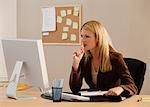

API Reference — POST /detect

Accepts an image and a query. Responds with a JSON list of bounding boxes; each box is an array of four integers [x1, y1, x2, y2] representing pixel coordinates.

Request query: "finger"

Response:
[[73, 54, 76, 58], [74, 50, 83, 57], [105, 91, 111, 96], [105, 91, 116, 96], [73, 52, 77, 56], [80, 48, 84, 53]]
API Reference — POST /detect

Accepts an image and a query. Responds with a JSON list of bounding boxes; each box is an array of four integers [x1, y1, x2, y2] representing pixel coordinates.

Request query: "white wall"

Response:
[[15, 0, 150, 94], [0, 0, 17, 81]]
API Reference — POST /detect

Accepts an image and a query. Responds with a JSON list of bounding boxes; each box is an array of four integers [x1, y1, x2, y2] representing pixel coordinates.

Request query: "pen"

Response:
[[142, 98, 150, 100], [142, 98, 150, 102], [137, 98, 150, 102]]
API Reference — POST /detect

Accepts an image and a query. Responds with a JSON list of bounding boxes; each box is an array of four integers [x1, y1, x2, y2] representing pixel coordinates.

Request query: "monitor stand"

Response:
[[6, 61, 37, 100], [6, 61, 23, 99]]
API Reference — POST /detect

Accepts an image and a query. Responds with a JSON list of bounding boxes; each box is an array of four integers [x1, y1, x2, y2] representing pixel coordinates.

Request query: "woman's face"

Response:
[[81, 29, 97, 51]]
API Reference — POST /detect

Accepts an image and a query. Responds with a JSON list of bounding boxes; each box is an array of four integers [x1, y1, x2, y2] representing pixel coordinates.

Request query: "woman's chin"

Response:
[[84, 48, 89, 51], [83, 47, 87, 51]]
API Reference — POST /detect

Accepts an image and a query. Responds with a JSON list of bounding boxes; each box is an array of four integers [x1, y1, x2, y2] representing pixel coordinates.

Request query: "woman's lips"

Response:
[[83, 44, 87, 47]]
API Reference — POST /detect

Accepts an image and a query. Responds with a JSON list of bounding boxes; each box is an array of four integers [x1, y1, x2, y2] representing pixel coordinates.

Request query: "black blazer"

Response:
[[69, 51, 138, 97]]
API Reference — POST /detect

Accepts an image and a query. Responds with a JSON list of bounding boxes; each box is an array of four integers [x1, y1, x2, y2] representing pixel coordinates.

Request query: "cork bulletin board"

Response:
[[42, 5, 81, 45]]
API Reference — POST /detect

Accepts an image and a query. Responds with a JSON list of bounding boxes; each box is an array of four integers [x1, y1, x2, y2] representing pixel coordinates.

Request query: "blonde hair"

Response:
[[81, 20, 112, 72]]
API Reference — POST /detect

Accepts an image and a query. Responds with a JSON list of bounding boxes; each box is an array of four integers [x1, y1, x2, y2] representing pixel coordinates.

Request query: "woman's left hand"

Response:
[[105, 86, 124, 96]]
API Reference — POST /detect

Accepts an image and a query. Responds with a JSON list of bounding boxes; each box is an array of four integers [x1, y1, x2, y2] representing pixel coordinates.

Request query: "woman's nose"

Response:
[[81, 37, 86, 42], [81, 39, 85, 43]]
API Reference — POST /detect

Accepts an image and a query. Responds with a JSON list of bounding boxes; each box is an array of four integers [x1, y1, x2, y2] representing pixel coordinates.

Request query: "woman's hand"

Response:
[[72, 47, 84, 72], [105, 86, 124, 96]]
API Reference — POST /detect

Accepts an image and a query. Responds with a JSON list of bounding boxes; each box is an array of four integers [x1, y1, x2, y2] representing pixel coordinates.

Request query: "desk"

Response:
[[0, 87, 150, 107]]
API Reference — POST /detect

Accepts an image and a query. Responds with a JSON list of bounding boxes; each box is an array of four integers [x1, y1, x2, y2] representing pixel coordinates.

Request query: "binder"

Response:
[[41, 91, 126, 102]]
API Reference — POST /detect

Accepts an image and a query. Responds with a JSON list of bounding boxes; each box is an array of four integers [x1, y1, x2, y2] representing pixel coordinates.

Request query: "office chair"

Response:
[[123, 58, 146, 94]]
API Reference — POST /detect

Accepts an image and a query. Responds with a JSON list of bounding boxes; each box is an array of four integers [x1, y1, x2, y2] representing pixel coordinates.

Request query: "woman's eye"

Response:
[[85, 35, 90, 38], [81, 35, 90, 38]]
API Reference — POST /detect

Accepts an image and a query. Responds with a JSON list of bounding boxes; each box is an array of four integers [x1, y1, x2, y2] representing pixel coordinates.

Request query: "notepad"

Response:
[[80, 90, 108, 97]]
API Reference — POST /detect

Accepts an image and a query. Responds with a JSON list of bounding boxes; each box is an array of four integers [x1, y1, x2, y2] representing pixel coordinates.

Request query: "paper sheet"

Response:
[[70, 34, 76, 41], [57, 16, 62, 23], [42, 32, 49, 36], [66, 18, 72, 25], [67, 9, 72, 15], [73, 6, 79, 16], [73, 11, 79, 16], [42, 7, 56, 32], [80, 90, 108, 96], [72, 22, 78, 29], [60, 10, 66, 17], [74, 6, 79, 11], [63, 27, 69, 32], [62, 33, 68, 40]]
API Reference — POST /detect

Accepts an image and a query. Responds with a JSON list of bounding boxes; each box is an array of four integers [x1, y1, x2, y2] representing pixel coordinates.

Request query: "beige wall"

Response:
[[0, 0, 17, 37], [16, 0, 150, 94], [0, 0, 17, 81]]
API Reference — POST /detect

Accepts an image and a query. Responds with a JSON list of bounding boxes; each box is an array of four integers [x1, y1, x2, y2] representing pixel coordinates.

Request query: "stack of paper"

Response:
[[80, 90, 108, 96], [62, 92, 90, 101]]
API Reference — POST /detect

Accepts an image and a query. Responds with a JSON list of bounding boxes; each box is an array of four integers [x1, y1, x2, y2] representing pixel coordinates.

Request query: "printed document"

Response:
[[42, 7, 56, 32], [80, 90, 108, 96]]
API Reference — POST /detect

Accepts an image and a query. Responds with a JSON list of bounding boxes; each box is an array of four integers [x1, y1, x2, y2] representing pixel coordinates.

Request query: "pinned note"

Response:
[[62, 33, 68, 40], [63, 27, 69, 32], [67, 9, 72, 15], [60, 10, 66, 17], [73, 11, 79, 16], [66, 18, 72, 25], [73, 6, 79, 16], [74, 6, 79, 11], [72, 22, 78, 29], [70, 34, 77, 41], [57, 16, 62, 23]]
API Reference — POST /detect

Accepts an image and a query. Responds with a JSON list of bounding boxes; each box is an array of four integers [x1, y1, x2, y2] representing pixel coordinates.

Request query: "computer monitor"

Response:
[[1, 39, 49, 98]]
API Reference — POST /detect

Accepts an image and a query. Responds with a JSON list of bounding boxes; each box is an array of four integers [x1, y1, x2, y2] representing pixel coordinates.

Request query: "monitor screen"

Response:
[[1, 39, 49, 89]]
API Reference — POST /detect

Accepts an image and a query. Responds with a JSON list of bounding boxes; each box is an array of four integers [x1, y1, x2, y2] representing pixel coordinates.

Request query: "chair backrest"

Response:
[[123, 58, 146, 94]]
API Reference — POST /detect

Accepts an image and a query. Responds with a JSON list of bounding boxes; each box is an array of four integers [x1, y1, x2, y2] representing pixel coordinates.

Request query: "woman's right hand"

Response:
[[72, 47, 84, 72]]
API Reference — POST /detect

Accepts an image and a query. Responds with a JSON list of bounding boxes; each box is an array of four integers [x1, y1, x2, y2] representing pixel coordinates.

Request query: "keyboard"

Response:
[[42, 89, 90, 101], [41, 90, 125, 102]]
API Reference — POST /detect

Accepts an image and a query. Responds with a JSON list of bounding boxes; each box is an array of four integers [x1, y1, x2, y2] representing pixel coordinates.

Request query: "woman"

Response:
[[69, 20, 137, 97]]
